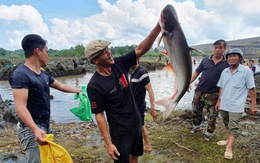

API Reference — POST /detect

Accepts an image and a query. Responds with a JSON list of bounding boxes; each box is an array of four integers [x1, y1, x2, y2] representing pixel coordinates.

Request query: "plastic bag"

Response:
[[39, 134, 73, 163], [70, 86, 92, 121]]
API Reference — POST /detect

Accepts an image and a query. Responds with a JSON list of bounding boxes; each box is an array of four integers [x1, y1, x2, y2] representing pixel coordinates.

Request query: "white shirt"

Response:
[[217, 64, 255, 113]]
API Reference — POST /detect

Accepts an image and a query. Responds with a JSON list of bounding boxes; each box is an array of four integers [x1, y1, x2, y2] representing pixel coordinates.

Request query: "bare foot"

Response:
[[144, 146, 152, 152]]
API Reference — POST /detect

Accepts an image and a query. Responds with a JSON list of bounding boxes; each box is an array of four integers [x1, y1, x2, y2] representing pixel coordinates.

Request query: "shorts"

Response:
[[220, 110, 242, 138], [112, 127, 143, 163], [138, 105, 146, 126], [17, 123, 52, 163]]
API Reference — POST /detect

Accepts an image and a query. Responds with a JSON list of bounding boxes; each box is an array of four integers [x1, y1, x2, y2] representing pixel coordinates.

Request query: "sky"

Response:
[[1, 0, 260, 50]]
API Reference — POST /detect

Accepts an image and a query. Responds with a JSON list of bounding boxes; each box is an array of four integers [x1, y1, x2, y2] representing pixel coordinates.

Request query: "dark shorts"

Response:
[[112, 128, 143, 163], [138, 105, 146, 126]]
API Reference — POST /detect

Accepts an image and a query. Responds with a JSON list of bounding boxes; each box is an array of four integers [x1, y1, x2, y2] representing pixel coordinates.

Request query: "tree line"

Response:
[[0, 44, 163, 60], [0, 44, 205, 60]]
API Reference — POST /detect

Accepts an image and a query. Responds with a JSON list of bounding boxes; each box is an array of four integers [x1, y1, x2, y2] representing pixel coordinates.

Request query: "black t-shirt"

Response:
[[130, 66, 150, 107], [195, 55, 229, 93], [87, 51, 141, 139], [9, 65, 55, 127]]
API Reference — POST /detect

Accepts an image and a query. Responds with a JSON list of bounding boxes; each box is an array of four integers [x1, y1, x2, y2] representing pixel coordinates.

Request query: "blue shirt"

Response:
[[217, 64, 255, 113]]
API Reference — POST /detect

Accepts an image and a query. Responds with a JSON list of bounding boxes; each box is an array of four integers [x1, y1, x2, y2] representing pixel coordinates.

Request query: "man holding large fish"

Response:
[[85, 25, 161, 163], [190, 40, 229, 141]]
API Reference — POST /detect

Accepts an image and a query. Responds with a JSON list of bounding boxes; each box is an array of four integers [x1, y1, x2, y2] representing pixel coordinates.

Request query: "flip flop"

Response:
[[204, 134, 212, 141], [191, 127, 201, 134], [217, 140, 227, 146], [224, 151, 233, 159]]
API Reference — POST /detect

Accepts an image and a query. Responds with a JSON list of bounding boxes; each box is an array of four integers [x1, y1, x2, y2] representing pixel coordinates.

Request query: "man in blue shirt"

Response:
[[216, 48, 257, 159]]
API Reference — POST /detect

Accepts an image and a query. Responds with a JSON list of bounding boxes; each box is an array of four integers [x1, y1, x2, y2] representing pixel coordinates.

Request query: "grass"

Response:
[[139, 110, 260, 163], [1, 110, 260, 163]]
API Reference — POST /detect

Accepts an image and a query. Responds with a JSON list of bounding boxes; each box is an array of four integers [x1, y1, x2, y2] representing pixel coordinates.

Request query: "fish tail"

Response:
[[155, 97, 178, 120]]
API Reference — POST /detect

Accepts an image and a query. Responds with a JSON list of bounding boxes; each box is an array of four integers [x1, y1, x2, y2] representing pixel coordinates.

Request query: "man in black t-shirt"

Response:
[[9, 34, 81, 162], [86, 22, 161, 163], [130, 59, 158, 152]]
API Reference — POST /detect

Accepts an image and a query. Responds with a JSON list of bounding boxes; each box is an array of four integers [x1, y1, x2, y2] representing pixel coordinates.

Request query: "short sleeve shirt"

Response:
[[195, 55, 229, 93], [87, 51, 141, 139], [130, 66, 150, 107], [9, 65, 55, 127], [217, 64, 255, 113]]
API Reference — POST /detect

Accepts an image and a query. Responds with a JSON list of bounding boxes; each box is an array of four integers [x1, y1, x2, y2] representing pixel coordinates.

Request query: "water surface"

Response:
[[1, 64, 259, 123]]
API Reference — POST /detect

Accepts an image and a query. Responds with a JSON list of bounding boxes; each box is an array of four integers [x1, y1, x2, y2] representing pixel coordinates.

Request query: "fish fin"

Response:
[[163, 63, 175, 74], [157, 34, 164, 49], [163, 102, 178, 120], [155, 97, 178, 121], [155, 89, 179, 120], [160, 51, 169, 57], [189, 47, 205, 54], [157, 34, 169, 57]]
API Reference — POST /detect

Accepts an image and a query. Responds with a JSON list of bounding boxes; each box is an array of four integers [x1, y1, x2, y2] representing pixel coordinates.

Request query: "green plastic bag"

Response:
[[70, 86, 92, 121]]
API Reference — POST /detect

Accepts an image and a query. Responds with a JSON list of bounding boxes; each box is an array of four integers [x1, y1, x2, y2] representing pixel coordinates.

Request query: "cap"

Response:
[[225, 48, 243, 59], [85, 40, 111, 61]]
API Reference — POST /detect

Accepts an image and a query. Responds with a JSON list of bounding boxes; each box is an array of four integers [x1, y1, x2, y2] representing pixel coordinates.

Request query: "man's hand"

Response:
[[76, 88, 82, 94], [250, 103, 257, 115], [107, 144, 120, 160], [215, 102, 220, 112], [150, 109, 158, 121], [33, 127, 47, 145]]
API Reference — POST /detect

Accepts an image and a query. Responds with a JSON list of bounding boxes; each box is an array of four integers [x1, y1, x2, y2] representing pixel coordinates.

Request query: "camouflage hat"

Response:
[[85, 40, 111, 61], [225, 48, 243, 59]]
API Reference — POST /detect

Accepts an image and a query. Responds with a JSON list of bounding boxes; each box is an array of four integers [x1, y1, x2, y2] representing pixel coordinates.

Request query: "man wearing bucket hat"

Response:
[[215, 48, 257, 159], [86, 22, 161, 163]]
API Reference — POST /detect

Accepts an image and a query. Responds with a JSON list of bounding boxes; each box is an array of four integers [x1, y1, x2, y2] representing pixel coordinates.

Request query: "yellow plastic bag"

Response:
[[39, 134, 73, 163]]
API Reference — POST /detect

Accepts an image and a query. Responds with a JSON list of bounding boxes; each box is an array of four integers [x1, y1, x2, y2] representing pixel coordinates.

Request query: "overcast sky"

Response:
[[1, 0, 260, 50]]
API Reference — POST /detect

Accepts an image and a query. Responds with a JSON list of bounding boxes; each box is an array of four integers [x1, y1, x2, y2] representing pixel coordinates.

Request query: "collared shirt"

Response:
[[195, 55, 229, 93], [217, 64, 255, 113]]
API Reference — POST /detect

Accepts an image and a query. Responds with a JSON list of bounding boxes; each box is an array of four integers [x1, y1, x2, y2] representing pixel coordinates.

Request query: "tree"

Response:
[[0, 48, 7, 56], [74, 45, 84, 57]]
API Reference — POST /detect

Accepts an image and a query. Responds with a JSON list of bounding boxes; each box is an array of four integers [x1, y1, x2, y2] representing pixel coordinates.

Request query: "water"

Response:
[[1, 64, 259, 123]]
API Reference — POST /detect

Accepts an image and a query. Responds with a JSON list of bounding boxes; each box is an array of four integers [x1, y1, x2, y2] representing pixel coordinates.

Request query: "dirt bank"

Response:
[[1, 110, 260, 163]]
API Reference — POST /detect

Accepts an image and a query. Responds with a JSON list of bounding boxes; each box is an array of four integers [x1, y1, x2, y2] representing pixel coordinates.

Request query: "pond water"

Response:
[[1, 64, 259, 123]]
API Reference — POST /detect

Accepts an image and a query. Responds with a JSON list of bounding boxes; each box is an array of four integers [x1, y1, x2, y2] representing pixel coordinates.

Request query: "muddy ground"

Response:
[[0, 110, 260, 163]]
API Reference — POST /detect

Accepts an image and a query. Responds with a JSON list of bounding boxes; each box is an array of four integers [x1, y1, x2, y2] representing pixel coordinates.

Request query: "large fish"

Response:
[[155, 4, 193, 120]]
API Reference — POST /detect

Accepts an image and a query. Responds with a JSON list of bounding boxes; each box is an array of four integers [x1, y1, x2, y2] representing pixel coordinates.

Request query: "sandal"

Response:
[[224, 151, 233, 159], [217, 140, 227, 146], [204, 134, 212, 141], [190, 127, 201, 134]]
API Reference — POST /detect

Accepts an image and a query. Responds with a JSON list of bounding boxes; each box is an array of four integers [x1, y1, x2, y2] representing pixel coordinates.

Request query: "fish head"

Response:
[[160, 4, 179, 34]]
